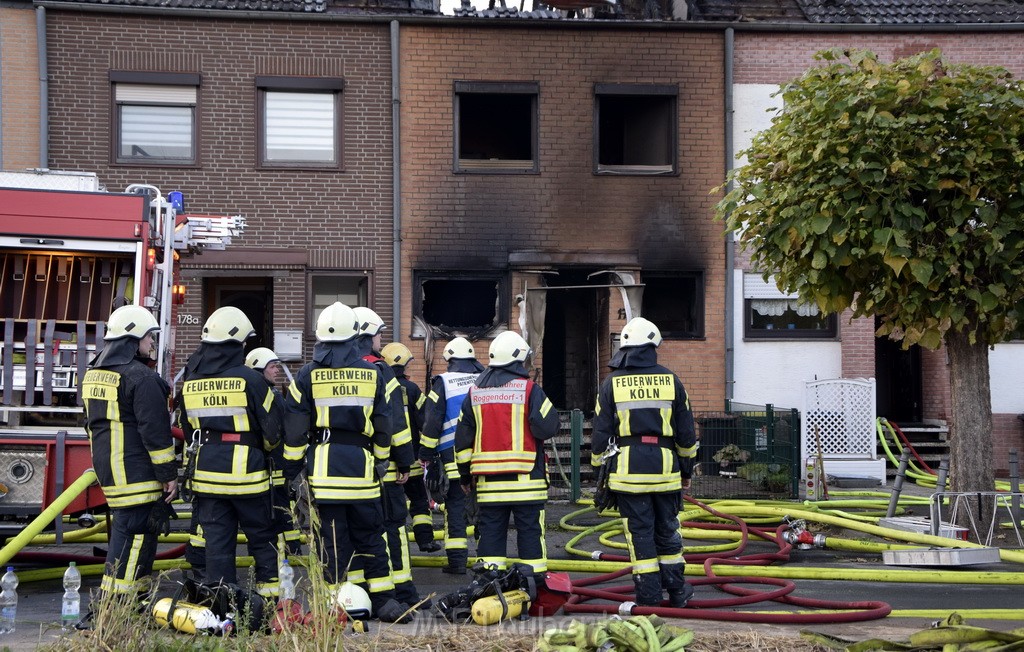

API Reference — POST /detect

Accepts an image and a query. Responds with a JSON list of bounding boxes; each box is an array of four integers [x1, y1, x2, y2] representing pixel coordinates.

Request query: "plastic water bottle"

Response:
[[279, 558, 295, 601], [0, 566, 18, 635], [62, 562, 81, 631]]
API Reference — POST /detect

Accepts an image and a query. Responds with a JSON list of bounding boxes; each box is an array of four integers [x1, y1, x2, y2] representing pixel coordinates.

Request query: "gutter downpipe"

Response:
[[37, 7, 49, 169], [391, 21, 402, 336], [0, 11, 4, 169], [724, 27, 735, 402]]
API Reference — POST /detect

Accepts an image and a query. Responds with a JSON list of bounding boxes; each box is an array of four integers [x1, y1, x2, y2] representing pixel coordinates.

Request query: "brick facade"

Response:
[[398, 24, 727, 412], [43, 12, 395, 360], [0, 4, 41, 171]]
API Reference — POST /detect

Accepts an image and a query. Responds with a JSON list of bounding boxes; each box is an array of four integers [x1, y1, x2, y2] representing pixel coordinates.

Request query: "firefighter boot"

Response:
[[375, 598, 414, 624], [662, 565, 692, 608], [633, 573, 663, 607], [441, 552, 467, 575]]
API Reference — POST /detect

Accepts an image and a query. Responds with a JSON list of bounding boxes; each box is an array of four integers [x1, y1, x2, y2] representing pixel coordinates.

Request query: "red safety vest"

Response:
[[469, 378, 538, 475]]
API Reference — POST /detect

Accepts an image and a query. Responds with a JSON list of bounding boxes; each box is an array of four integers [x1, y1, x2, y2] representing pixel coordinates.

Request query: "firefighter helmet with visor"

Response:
[[316, 302, 359, 342], [488, 331, 530, 367], [201, 307, 255, 344], [245, 347, 280, 371], [619, 317, 662, 348], [442, 337, 475, 361], [104, 305, 159, 341], [381, 342, 413, 367], [354, 307, 386, 337]]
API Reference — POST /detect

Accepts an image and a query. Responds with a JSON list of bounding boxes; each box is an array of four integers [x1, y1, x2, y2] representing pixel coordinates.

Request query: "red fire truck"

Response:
[[0, 170, 243, 529]]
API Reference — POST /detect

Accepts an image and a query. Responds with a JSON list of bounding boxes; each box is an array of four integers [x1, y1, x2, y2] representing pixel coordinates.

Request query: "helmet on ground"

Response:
[[619, 317, 662, 348], [381, 342, 413, 367], [354, 307, 386, 337], [335, 581, 372, 619], [488, 331, 530, 367], [443, 337, 475, 361], [245, 347, 279, 371], [201, 307, 255, 344], [316, 302, 359, 342], [104, 305, 159, 340]]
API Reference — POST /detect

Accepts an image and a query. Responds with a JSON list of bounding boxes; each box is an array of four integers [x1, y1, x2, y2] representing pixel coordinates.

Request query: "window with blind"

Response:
[[256, 77, 344, 168], [743, 273, 837, 339], [111, 72, 199, 165]]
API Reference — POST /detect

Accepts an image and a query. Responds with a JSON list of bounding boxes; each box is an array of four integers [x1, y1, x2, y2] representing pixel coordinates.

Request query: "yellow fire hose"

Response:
[[0, 469, 98, 567]]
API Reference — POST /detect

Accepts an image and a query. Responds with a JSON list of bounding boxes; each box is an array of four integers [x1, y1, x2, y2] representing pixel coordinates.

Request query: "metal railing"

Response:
[[547, 404, 801, 502]]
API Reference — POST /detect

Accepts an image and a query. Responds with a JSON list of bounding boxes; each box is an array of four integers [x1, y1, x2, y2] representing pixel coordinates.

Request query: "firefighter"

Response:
[[454, 331, 559, 580], [282, 302, 410, 623], [81, 305, 177, 599], [591, 317, 699, 608], [245, 347, 303, 558], [177, 307, 283, 599], [419, 336, 484, 574], [352, 307, 422, 609], [381, 341, 440, 553]]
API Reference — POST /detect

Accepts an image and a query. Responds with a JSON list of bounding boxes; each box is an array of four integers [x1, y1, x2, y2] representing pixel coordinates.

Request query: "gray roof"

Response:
[[689, 0, 1024, 22], [44, 0, 327, 11]]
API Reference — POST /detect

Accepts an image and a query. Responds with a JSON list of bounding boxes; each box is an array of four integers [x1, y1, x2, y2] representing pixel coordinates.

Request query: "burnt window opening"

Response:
[[642, 272, 703, 339], [455, 81, 538, 173], [414, 272, 508, 335], [595, 84, 677, 175]]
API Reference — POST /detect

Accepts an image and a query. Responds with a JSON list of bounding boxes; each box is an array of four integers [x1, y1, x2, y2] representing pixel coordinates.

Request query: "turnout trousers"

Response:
[[616, 491, 687, 605], [403, 475, 434, 549], [316, 501, 397, 611], [475, 502, 547, 575], [101, 503, 159, 595], [194, 492, 280, 597]]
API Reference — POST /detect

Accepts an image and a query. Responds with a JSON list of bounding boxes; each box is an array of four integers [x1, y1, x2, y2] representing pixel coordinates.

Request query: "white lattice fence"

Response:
[[802, 378, 886, 484]]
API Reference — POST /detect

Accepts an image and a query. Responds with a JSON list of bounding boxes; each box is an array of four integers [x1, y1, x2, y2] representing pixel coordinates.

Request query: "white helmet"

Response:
[[353, 307, 386, 336], [335, 581, 372, 619], [620, 317, 662, 348], [443, 337, 475, 361], [316, 302, 359, 342], [201, 306, 255, 344], [104, 305, 159, 341], [245, 347, 279, 371], [381, 342, 413, 367], [488, 331, 530, 367]]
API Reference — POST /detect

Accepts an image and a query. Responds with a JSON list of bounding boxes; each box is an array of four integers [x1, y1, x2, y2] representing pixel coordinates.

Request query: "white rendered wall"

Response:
[[731, 84, 843, 410], [990, 343, 1024, 414]]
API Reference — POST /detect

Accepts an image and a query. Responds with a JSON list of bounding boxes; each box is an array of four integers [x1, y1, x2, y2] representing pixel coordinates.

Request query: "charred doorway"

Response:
[[205, 277, 273, 352], [540, 270, 607, 413], [875, 316, 922, 423]]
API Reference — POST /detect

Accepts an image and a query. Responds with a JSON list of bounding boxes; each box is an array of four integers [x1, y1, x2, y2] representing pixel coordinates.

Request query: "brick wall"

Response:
[[398, 25, 727, 412], [0, 6, 41, 170], [43, 12, 395, 358]]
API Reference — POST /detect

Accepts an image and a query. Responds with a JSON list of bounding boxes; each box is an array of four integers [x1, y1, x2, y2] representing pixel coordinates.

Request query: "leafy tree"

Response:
[[717, 48, 1024, 514]]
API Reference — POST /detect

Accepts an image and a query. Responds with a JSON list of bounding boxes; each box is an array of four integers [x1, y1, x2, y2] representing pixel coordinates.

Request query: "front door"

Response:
[[875, 317, 922, 423], [204, 277, 273, 352], [541, 269, 603, 412]]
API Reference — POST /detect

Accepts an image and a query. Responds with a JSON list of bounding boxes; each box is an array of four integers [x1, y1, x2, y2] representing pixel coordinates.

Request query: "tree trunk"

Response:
[[944, 329, 995, 539]]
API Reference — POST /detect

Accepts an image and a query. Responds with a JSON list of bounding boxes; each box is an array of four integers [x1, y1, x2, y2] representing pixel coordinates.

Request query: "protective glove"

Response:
[[147, 495, 178, 536], [423, 454, 448, 493]]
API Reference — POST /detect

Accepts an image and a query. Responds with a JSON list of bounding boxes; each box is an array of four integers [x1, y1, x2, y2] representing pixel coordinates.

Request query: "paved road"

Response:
[[2, 495, 1022, 651]]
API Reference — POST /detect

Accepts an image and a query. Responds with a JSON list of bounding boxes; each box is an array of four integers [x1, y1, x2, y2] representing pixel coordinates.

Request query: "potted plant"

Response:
[[712, 444, 750, 476]]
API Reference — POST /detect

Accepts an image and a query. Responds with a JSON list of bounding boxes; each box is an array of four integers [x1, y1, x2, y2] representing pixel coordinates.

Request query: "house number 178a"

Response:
[[177, 314, 200, 325]]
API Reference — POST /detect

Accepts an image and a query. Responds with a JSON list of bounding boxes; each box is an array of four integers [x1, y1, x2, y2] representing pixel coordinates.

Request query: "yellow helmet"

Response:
[[381, 342, 413, 367], [488, 331, 530, 367], [104, 305, 159, 340], [316, 302, 359, 342], [201, 306, 255, 344], [442, 337, 475, 361], [620, 317, 662, 348], [245, 347, 279, 371], [353, 306, 386, 336]]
